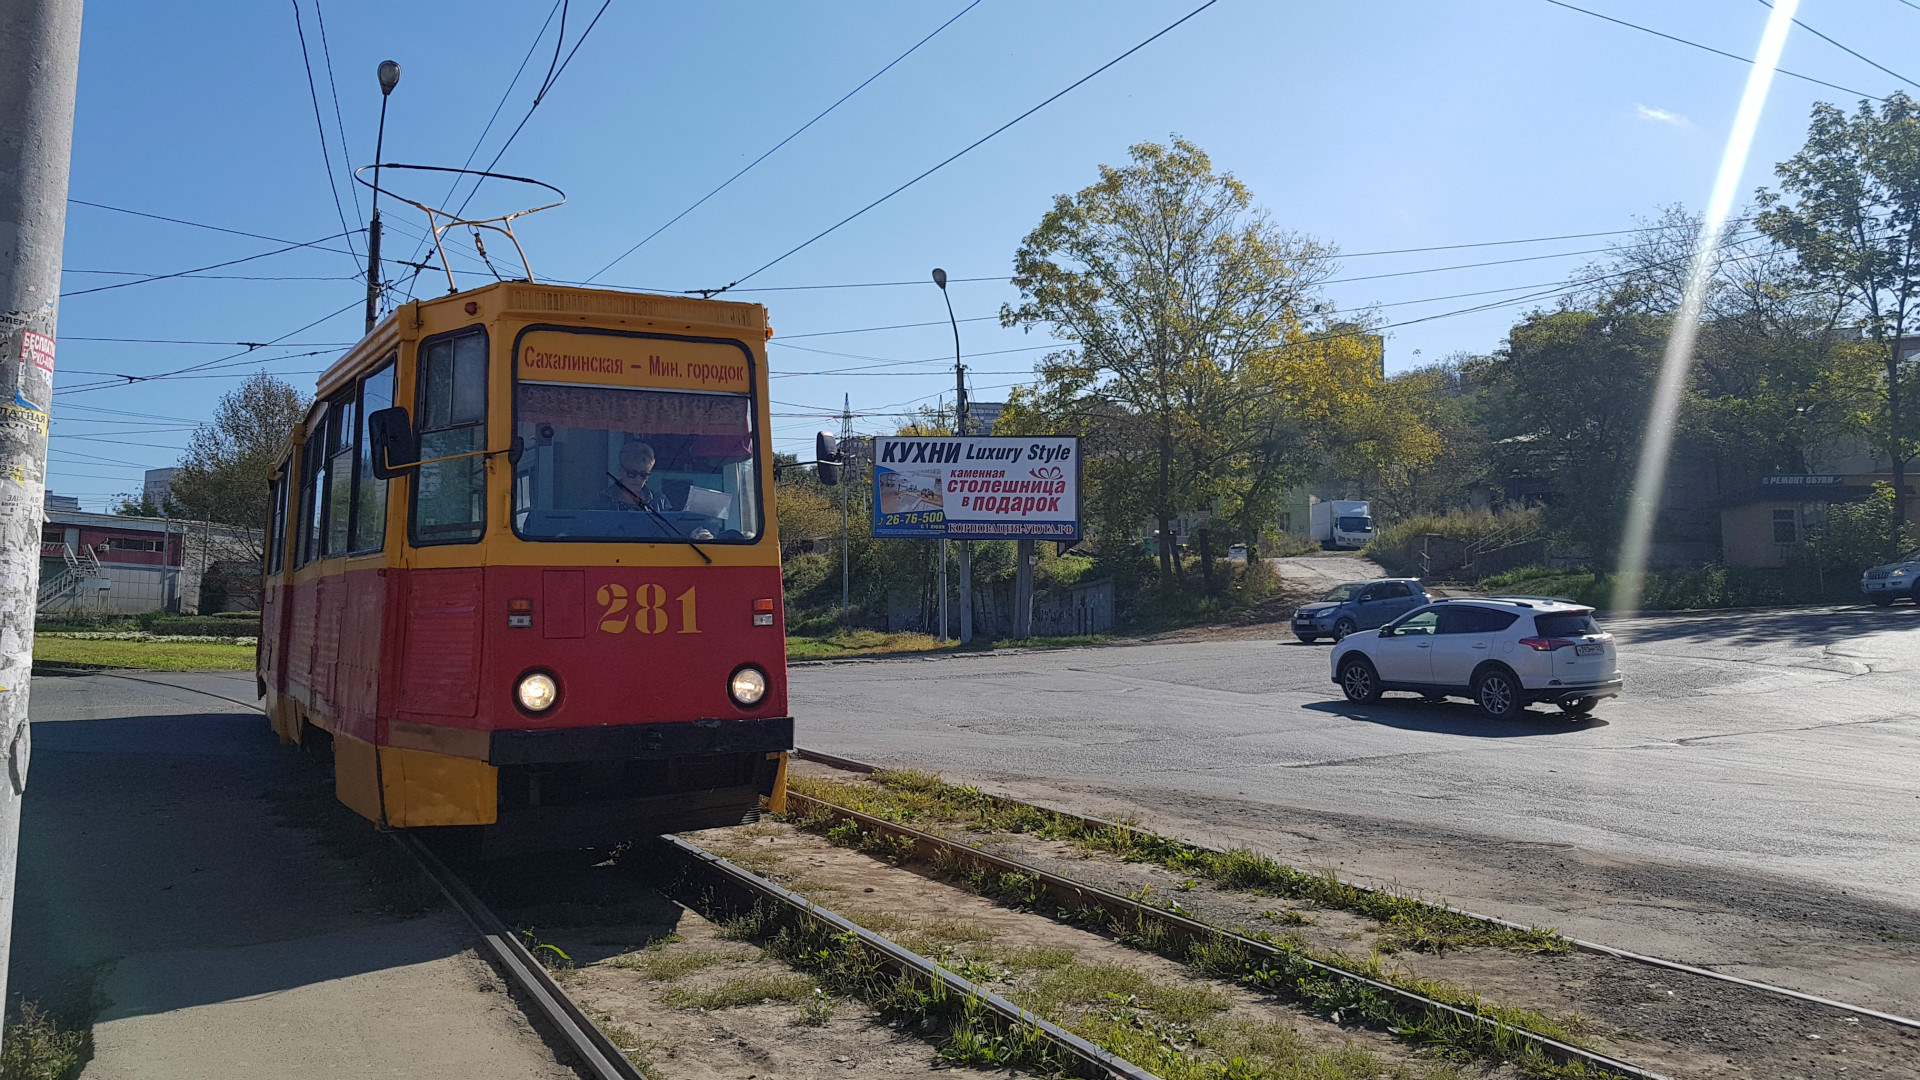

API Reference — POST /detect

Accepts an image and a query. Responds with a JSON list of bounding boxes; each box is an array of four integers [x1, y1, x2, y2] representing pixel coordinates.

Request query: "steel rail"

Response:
[[784, 790, 1662, 1080], [393, 833, 648, 1080], [661, 833, 1161, 1080], [794, 746, 1920, 1033]]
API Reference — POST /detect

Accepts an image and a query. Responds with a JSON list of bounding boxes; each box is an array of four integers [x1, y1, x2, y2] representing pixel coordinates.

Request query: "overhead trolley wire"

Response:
[[701, 0, 1225, 296], [1539, 0, 1883, 101], [1753, 0, 1920, 92], [58, 228, 364, 298], [398, 0, 565, 274], [66, 198, 362, 258], [586, 0, 984, 283], [55, 298, 361, 395], [289, 0, 363, 270], [312, 0, 366, 225]]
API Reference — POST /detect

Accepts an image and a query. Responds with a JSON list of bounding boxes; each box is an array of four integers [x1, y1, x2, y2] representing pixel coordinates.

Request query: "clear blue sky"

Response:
[[46, 0, 1914, 509]]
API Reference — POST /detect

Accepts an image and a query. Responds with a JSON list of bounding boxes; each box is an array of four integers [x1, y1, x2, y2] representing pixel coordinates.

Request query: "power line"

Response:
[[704, 0, 1224, 295], [63, 270, 358, 283], [1753, 0, 1920, 92], [312, 0, 366, 225], [398, 0, 565, 280], [60, 336, 357, 347], [66, 198, 362, 259], [586, 0, 984, 283], [1539, 0, 1883, 102], [289, 0, 363, 270], [58, 228, 363, 298], [55, 299, 359, 395]]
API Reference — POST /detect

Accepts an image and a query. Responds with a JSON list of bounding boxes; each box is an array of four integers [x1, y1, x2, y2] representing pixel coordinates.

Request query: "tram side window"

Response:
[[351, 359, 395, 552], [412, 328, 488, 544], [298, 423, 325, 566], [267, 463, 288, 575], [322, 388, 357, 556]]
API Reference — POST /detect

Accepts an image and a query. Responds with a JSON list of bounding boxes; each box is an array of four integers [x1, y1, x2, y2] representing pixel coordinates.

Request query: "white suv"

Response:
[[1328, 597, 1622, 720]]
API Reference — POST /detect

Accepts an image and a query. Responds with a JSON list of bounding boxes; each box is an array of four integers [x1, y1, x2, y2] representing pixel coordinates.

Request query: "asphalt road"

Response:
[[791, 601, 1920, 1011]]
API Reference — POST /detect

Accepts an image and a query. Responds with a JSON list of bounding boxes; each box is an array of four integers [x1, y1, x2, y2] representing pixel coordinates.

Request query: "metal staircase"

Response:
[[37, 542, 102, 612]]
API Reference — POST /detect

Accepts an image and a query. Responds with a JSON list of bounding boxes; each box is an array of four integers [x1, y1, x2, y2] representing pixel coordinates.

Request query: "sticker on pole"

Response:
[[871, 436, 1081, 541], [19, 331, 54, 375]]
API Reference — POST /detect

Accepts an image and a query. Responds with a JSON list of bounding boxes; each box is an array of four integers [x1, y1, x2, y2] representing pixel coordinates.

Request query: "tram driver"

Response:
[[601, 440, 668, 512]]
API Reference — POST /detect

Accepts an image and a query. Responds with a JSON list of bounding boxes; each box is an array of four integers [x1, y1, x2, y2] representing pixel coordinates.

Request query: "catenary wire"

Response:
[[289, 0, 363, 270], [58, 229, 363, 298], [1754, 0, 1920, 91], [312, 0, 366, 226], [397, 0, 564, 279], [1539, 0, 1882, 101], [704, 0, 1224, 296], [65, 198, 363, 258], [586, 0, 984, 283]]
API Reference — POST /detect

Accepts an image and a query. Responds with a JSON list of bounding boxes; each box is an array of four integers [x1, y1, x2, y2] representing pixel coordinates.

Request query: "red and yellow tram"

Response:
[[258, 281, 790, 853]]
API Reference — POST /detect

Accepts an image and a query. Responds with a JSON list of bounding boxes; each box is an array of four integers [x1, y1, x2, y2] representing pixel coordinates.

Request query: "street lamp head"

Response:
[[378, 60, 401, 96], [932, 267, 948, 290]]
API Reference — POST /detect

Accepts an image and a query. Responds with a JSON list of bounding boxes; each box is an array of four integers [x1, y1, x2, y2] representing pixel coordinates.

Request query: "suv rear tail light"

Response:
[[1520, 637, 1578, 652]]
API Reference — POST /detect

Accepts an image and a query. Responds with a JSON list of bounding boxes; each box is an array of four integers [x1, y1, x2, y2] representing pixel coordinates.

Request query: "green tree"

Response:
[[1480, 307, 1664, 574], [1818, 481, 1915, 575], [999, 137, 1338, 587], [1758, 92, 1920, 535], [169, 373, 311, 547]]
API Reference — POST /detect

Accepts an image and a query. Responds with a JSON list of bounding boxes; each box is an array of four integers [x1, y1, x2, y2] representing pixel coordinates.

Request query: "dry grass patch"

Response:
[[661, 972, 819, 1010]]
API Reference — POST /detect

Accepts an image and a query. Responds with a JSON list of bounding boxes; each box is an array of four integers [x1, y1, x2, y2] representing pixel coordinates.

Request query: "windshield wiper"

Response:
[[607, 471, 713, 565]]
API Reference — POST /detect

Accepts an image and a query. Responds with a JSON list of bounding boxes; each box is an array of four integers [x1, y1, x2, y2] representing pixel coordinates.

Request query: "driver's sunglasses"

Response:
[[623, 467, 651, 480]]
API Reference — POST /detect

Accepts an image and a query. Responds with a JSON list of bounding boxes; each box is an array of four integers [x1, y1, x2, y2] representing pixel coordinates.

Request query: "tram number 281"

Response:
[[598, 583, 700, 635]]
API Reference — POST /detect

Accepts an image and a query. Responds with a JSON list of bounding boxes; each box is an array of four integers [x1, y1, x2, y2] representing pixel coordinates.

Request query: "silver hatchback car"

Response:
[[1328, 596, 1623, 720]]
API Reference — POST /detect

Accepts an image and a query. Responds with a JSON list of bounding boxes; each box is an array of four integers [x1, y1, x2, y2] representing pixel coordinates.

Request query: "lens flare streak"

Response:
[[1613, 0, 1800, 613]]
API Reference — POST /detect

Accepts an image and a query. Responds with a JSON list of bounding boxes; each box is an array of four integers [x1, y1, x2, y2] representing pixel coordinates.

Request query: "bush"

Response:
[[144, 615, 259, 637], [1363, 507, 1542, 577], [1477, 563, 1831, 610], [1818, 481, 1916, 577]]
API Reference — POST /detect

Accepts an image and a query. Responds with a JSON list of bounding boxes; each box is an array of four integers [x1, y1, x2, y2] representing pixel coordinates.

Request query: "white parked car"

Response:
[[1860, 550, 1920, 606], [1328, 597, 1622, 720]]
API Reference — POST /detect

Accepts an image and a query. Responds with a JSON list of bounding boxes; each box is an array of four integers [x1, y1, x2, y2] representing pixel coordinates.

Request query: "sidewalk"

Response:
[[11, 671, 573, 1079]]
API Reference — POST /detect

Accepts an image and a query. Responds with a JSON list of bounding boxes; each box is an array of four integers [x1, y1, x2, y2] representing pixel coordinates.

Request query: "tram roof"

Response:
[[312, 281, 770, 399]]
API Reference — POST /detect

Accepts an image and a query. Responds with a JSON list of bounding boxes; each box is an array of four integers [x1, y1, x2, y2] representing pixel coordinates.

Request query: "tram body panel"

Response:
[[259, 283, 792, 851]]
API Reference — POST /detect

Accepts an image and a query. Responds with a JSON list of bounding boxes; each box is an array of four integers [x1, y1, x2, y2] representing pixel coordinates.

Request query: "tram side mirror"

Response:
[[508, 435, 526, 466], [368, 407, 418, 479], [815, 431, 842, 487]]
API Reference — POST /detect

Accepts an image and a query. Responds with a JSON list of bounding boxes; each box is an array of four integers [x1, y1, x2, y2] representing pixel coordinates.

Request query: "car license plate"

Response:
[[1575, 644, 1602, 656]]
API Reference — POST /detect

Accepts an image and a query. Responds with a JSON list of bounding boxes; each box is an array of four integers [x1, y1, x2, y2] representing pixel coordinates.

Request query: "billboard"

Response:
[[871, 436, 1081, 541]]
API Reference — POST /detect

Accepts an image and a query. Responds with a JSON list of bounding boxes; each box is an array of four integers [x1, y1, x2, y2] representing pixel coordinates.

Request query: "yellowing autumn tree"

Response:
[[999, 138, 1433, 586]]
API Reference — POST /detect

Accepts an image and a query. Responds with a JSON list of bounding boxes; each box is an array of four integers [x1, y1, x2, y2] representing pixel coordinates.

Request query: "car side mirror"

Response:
[[1378, 627, 1393, 637], [368, 406, 418, 479]]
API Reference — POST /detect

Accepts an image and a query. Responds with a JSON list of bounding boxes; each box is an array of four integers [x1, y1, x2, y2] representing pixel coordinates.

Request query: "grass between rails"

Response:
[[777, 809, 1618, 1080], [790, 769, 1568, 956], [32, 635, 254, 671]]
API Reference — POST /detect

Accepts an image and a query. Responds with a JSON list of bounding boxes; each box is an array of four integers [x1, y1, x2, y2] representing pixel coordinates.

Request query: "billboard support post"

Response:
[[1013, 539, 1034, 638]]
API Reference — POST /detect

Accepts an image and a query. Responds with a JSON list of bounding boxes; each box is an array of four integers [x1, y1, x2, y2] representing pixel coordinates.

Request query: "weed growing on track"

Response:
[[662, 973, 818, 1010], [789, 770, 1567, 955], [605, 943, 754, 980], [1, 1003, 89, 1080], [785, 804, 1621, 1080]]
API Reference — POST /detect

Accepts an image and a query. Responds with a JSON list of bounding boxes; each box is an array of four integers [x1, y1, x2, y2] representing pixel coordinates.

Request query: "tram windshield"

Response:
[[511, 382, 760, 542]]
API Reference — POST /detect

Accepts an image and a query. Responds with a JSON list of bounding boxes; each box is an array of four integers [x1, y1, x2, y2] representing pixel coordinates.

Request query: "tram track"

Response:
[[778, 787, 1660, 1080], [395, 824, 1158, 1080], [793, 746, 1920, 1034]]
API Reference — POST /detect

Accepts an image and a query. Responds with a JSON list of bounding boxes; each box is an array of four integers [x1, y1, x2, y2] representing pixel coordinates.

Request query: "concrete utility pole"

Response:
[[933, 269, 972, 644], [0, 0, 83, 1046], [840, 394, 851, 628]]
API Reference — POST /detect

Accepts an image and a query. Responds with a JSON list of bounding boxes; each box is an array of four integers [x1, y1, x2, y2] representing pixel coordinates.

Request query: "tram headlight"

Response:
[[728, 666, 768, 708], [516, 671, 559, 713]]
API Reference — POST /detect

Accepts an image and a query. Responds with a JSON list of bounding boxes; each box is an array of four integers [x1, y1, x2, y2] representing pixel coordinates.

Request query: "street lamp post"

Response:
[[365, 59, 401, 334], [934, 269, 972, 644]]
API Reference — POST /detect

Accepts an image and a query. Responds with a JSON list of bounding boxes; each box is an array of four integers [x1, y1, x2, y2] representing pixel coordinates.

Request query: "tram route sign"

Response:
[[871, 435, 1080, 541]]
